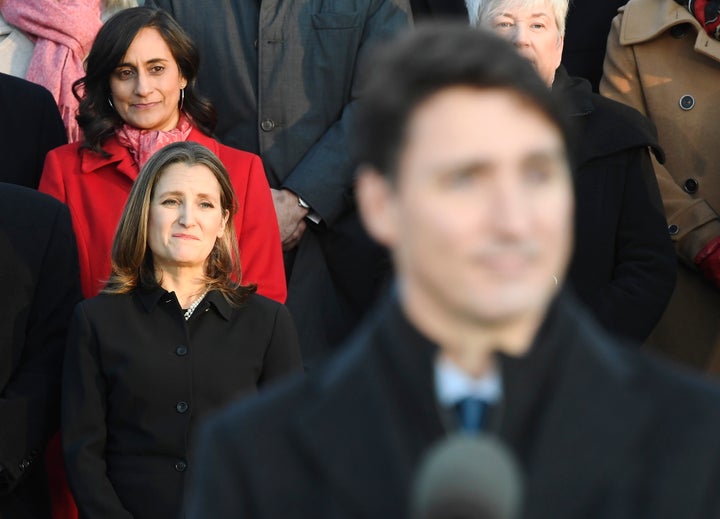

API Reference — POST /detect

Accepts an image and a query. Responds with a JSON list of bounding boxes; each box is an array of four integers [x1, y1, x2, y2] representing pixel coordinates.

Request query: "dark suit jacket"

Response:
[[0, 183, 81, 518], [0, 73, 66, 188], [187, 290, 720, 518], [62, 288, 302, 519]]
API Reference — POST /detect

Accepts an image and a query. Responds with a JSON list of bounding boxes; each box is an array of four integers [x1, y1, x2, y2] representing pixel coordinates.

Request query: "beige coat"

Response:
[[601, 0, 720, 373]]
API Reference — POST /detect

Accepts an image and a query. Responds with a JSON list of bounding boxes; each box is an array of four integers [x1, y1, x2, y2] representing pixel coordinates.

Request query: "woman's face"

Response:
[[147, 162, 229, 274], [109, 27, 187, 131]]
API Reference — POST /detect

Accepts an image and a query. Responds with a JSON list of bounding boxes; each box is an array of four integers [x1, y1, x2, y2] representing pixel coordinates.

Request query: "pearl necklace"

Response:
[[184, 290, 208, 321]]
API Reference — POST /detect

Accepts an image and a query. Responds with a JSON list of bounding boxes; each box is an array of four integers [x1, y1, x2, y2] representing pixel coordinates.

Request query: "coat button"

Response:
[[670, 23, 691, 38], [175, 345, 188, 356], [668, 224, 679, 235], [176, 401, 189, 413], [261, 119, 276, 132], [679, 95, 695, 111], [683, 178, 699, 194], [174, 460, 187, 472]]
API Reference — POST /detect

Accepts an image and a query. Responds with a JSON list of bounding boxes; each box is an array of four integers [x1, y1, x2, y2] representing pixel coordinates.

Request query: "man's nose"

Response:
[[491, 181, 531, 236]]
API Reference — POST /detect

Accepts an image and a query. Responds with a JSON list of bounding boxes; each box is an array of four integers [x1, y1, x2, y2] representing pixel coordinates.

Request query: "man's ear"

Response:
[[355, 166, 399, 248]]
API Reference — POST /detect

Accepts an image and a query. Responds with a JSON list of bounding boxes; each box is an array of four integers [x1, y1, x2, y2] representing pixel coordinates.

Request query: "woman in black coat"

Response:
[[61, 142, 302, 519]]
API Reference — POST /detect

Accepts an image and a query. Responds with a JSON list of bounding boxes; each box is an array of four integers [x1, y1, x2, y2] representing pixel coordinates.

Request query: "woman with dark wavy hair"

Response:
[[61, 141, 302, 519], [39, 6, 286, 304]]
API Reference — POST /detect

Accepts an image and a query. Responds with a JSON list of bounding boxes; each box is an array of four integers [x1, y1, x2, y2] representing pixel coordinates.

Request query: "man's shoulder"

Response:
[[568, 296, 720, 432], [0, 72, 56, 107]]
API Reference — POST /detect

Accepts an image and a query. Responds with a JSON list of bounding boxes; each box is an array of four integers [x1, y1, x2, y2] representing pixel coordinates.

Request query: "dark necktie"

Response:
[[455, 397, 488, 433]]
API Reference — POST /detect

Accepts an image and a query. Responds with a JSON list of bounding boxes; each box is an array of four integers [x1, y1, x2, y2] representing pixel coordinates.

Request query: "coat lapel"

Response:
[[290, 300, 446, 517]]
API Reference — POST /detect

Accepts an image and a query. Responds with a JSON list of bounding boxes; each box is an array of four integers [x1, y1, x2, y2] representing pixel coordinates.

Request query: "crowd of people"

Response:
[[2, 0, 720, 518]]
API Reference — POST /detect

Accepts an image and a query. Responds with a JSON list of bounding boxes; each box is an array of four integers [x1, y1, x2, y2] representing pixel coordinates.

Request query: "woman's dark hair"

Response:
[[73, 6, 216, 154], [104, 141, 256, 306]]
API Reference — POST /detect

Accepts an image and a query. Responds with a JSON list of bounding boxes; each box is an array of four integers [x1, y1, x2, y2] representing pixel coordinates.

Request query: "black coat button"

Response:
[[174, 460, 187, 472], [176, 401, 189, 413], [679, 95, 695, 111], [260, 119, 275, 132], [670, 23, 691, 38], [175, 345, 188, 356], [668, 224, 679, 235], [683, 178, 699, 194]]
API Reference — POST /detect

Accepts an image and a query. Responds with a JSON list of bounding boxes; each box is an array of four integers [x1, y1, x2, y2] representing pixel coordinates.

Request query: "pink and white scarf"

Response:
[[1, 0, 103, 142]]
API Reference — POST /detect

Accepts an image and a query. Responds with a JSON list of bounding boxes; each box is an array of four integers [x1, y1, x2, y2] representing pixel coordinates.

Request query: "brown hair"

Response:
[[103, 141, 256, 305]]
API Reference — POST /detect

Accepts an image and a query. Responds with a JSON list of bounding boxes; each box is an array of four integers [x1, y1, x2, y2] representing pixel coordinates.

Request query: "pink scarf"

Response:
[[115, 114, 193, 170], [1, 0, 103, 143]]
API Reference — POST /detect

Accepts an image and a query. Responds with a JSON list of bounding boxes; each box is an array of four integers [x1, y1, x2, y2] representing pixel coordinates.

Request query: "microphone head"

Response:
[[410, 434, 523, 519]]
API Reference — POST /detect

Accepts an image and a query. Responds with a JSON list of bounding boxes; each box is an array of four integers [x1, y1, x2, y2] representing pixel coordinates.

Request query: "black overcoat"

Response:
[[61, 288, 303, 519], [186, 291, 720, 518], [555, 66, 676, 342], [0, 183, 81, 518]]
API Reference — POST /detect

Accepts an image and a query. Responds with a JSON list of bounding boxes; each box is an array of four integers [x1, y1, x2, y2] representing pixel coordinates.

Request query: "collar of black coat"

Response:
[[288, 287, 655, 516], [552, 65, 665, 166], [135, 283, 232, 321]]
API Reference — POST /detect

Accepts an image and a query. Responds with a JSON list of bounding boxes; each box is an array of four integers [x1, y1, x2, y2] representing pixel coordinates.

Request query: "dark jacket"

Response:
[[0, 183, 81, 518], [562, 0, 629, 91], [554, 66, 676, 342], [186, 291, 720, 518], [410, 0, 468, 20], [0, 73, 66, 188], [62, 288, 302, 519]]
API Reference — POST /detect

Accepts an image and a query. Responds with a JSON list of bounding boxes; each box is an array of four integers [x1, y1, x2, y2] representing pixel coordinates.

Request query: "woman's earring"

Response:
[[108, 96, 115, 109], [179, 88, 185, 110]]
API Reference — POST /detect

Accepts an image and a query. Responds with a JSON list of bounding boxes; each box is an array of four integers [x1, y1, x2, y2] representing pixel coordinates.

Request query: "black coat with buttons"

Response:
[[0, 183, 81, 518], [61, 287, 302, 519], [554, 66, 677, 343]]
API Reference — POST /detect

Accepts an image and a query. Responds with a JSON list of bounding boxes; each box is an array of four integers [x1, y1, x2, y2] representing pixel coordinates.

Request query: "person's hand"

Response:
[[271, 188, 309, 251], [695, 235, 720, 289]]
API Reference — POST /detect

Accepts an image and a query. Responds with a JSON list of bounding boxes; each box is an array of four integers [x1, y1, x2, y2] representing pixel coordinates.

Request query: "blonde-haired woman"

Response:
[[62, 141, 302, 519]]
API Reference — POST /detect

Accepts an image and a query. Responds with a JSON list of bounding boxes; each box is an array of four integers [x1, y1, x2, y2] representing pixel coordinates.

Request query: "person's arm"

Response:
[[600, 14, 720, 268], [258, 304, 303, 385], [0, 201, 81, 494], [62, 304, 133, 519], [231, 152, 288, 303], [280, 0, 411, 226], [594, 147, 677, 342]]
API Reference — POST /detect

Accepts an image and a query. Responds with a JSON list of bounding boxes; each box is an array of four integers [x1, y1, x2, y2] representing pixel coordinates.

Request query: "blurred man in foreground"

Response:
[[186, 25, 720, 518]]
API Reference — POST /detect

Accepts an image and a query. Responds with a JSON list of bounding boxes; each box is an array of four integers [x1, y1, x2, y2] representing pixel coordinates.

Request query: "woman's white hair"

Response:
[[467, 0, 569, 36]]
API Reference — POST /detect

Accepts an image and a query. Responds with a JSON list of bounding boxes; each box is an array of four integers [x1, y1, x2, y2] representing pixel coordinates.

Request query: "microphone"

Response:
[[410, 434, 523, 519]]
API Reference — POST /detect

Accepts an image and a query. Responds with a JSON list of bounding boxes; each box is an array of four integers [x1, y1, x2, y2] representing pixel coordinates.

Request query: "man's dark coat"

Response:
[[186, 291, 720, 518]]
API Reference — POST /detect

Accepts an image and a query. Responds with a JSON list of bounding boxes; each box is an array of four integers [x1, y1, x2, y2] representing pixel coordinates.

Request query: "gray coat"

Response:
[[154, 0, 412, 361]]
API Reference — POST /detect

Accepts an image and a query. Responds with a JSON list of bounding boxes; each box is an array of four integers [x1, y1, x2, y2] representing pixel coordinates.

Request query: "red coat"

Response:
[[39, 127, 286, 302]]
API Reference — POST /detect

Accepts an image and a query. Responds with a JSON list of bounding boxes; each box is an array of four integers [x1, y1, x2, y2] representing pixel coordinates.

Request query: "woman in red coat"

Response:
[[38, 8, 286, 519], [39, 7, 286, 303]]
